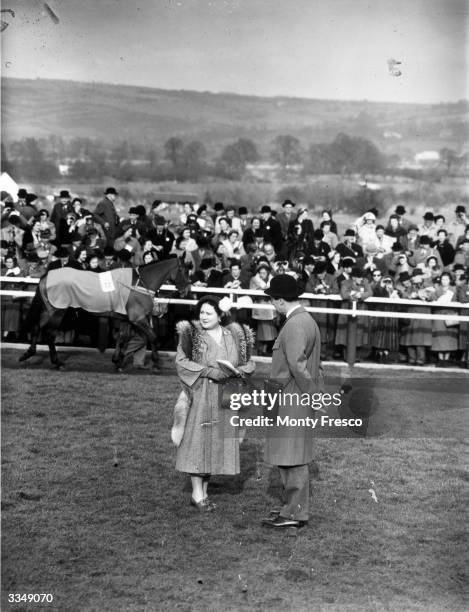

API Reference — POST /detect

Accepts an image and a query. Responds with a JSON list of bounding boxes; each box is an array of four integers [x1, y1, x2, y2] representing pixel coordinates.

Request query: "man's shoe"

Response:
[[261, 516, 300, 528]]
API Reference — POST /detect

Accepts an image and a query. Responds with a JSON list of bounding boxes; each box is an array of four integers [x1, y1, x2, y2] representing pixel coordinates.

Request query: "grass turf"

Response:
[[1, 349, 468, 611]]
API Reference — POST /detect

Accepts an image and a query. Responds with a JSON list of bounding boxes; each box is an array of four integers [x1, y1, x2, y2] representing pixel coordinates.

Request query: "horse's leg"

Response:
[[134, 319, 160, 372], [112, 321, 132, 371], [19, 291, 44, 361], [44, 311, 66, 369]]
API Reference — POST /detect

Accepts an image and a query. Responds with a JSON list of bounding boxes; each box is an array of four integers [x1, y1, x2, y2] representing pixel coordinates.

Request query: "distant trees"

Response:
[[2, 130, 418, 183], [219, 138, 259, 177], [306, 133, 385, 175], [271, 134, 302, 167]]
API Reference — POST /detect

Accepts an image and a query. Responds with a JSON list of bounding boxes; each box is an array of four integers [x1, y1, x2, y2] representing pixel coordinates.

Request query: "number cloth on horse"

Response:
[[45, 268, 134, 314]]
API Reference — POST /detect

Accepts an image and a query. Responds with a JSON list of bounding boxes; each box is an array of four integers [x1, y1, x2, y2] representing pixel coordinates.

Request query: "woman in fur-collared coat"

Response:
[[172, 295, 255, 511]]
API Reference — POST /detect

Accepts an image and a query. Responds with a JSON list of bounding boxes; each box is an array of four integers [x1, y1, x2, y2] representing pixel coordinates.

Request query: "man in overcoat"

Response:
[[262, 274, 324, 528], [94, 187, 120, 241]]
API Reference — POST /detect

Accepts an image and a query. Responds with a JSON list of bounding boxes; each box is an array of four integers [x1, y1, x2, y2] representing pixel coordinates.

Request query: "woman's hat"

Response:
[[282, 199, 296, 207], [455, 205, 466, 214], [363, 212, 376, 221], [264, 274, 301, 299], [411, 268, 424, 277], [256, 262, 271, 273], [297, 206, 308, 217], [344, 229, 356, 237]]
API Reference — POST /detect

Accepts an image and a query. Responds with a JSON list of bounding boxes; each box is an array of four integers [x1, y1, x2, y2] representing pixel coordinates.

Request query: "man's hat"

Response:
[[313, 229, 324, 240], [423, 211, 434, 221], [351, 267, 364, 278], [419, 235, 431, 245], [395, 205, 406, 215], [282, 199, 296, 208], [398, 271, 411, 282], [260, 205, 272, 214], [341, 257, 355, 268], [214, 202, 225, 212], [344, 228, 356, 237], [56, 246, 70, 258], [26, 193, 38, 204], [18, 188, 28, 199], [303, 255, 316, 266], [455, 205, 466, 214], [264, 274, 301, 299], [238, 206, 248, 215], [200, 257, 216, 270], [411, 268, 424, 277], [154, 215, 166, 226], [313, 261, 328, 274], [105, 187, 118, 195], [59, 190, 71, 199]]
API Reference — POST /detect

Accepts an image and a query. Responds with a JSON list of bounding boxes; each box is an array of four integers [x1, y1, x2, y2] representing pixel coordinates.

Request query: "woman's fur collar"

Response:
[[176, 320, 255, 364]]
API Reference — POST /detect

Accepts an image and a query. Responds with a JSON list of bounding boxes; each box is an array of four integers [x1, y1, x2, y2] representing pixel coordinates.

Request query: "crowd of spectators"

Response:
[[1, 186, 468, 367]]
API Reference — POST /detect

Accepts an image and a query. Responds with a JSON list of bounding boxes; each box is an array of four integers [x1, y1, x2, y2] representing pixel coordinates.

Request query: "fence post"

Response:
[[346, 301, 357, 366]]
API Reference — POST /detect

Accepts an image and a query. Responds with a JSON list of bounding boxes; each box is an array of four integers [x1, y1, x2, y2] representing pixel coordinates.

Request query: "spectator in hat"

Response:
[[336, 229, 364, 261], [219, 228, 245, 259], [336, 257, 354, 290], [260, 205, 282, 254], [431, 272, 458, 367], [102, 247, 116, 271], [57, 211, 81, 246], [249, 263, 277, 356], [213, 216, 231, 241], [50, 190, 74, 235], [434, 214, 447, 233], [455, 272, 469, 367], [400, 224, 420, 255], [385, 214, 407, 242], [418, 211, 437, 240], [399, 269, 434, 365], [47, 246, 82, 271], [223, 259, 251, 290], [394, 205, 412, 231], [305, 261, 338, 360], [148, 215, 175, 259], [261, 274, 323, 529], [449, 205, 467, 245], [0, 212, 24, 259], [362, 243, 387, 280], [375, 224, 396, 254], [77, 214, 107, 245], [288, 207, 314, 249], [308, 229, 331, 263], [178, 202, 195, 227], [335, 267, 372, 360], [410, 235, 443, 269], [434, 229, 455, 267], [369, 275, 400, 363], [354, 211, 378, 246], [15, 191, 38, 224], [113, 227, 141, 267], [211, 201, 226, 225], [238, 206, 250, 233], [277, 199, 296, 241], [1, 254, 25, 340], [94, 187, 120, 241]]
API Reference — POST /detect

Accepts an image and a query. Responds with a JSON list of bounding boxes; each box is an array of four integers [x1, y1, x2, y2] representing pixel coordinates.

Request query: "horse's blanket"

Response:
[[46, 268, 133, 315]]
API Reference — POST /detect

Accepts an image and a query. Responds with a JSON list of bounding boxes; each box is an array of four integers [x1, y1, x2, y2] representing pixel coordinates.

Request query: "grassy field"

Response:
[[1, 348, 468, 612]]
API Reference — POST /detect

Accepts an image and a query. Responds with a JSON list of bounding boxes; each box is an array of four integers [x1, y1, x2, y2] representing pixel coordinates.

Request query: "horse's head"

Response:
[[174, 255, 192, 298]]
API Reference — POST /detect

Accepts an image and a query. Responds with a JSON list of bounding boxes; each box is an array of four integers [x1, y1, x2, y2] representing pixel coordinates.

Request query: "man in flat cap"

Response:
[[261, 274, 324, 529], [94, 187, 120, 241]]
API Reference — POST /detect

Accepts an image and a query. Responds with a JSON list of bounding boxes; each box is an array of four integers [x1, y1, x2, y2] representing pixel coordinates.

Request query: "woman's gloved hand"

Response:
[[200, 367, 228, 381]]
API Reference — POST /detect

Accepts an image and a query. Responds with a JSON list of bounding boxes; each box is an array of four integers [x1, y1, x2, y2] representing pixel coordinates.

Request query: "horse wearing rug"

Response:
[[20, 257, 190, 370]]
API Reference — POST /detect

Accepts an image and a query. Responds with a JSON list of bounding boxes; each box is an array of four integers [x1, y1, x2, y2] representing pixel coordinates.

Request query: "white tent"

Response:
[[0, 172, 20, 202]]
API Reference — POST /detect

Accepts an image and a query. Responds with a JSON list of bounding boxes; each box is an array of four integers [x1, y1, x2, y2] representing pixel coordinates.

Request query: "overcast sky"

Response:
[[1, 0, 467, 103]]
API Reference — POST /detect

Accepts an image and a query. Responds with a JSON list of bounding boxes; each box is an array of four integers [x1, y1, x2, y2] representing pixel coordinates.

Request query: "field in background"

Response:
[[2, 349, 468, 612]]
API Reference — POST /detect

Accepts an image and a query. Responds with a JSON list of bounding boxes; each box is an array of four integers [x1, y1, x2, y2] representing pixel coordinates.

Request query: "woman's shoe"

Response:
[[204, 496, 217, 510], [190, 497, 214, 512]]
